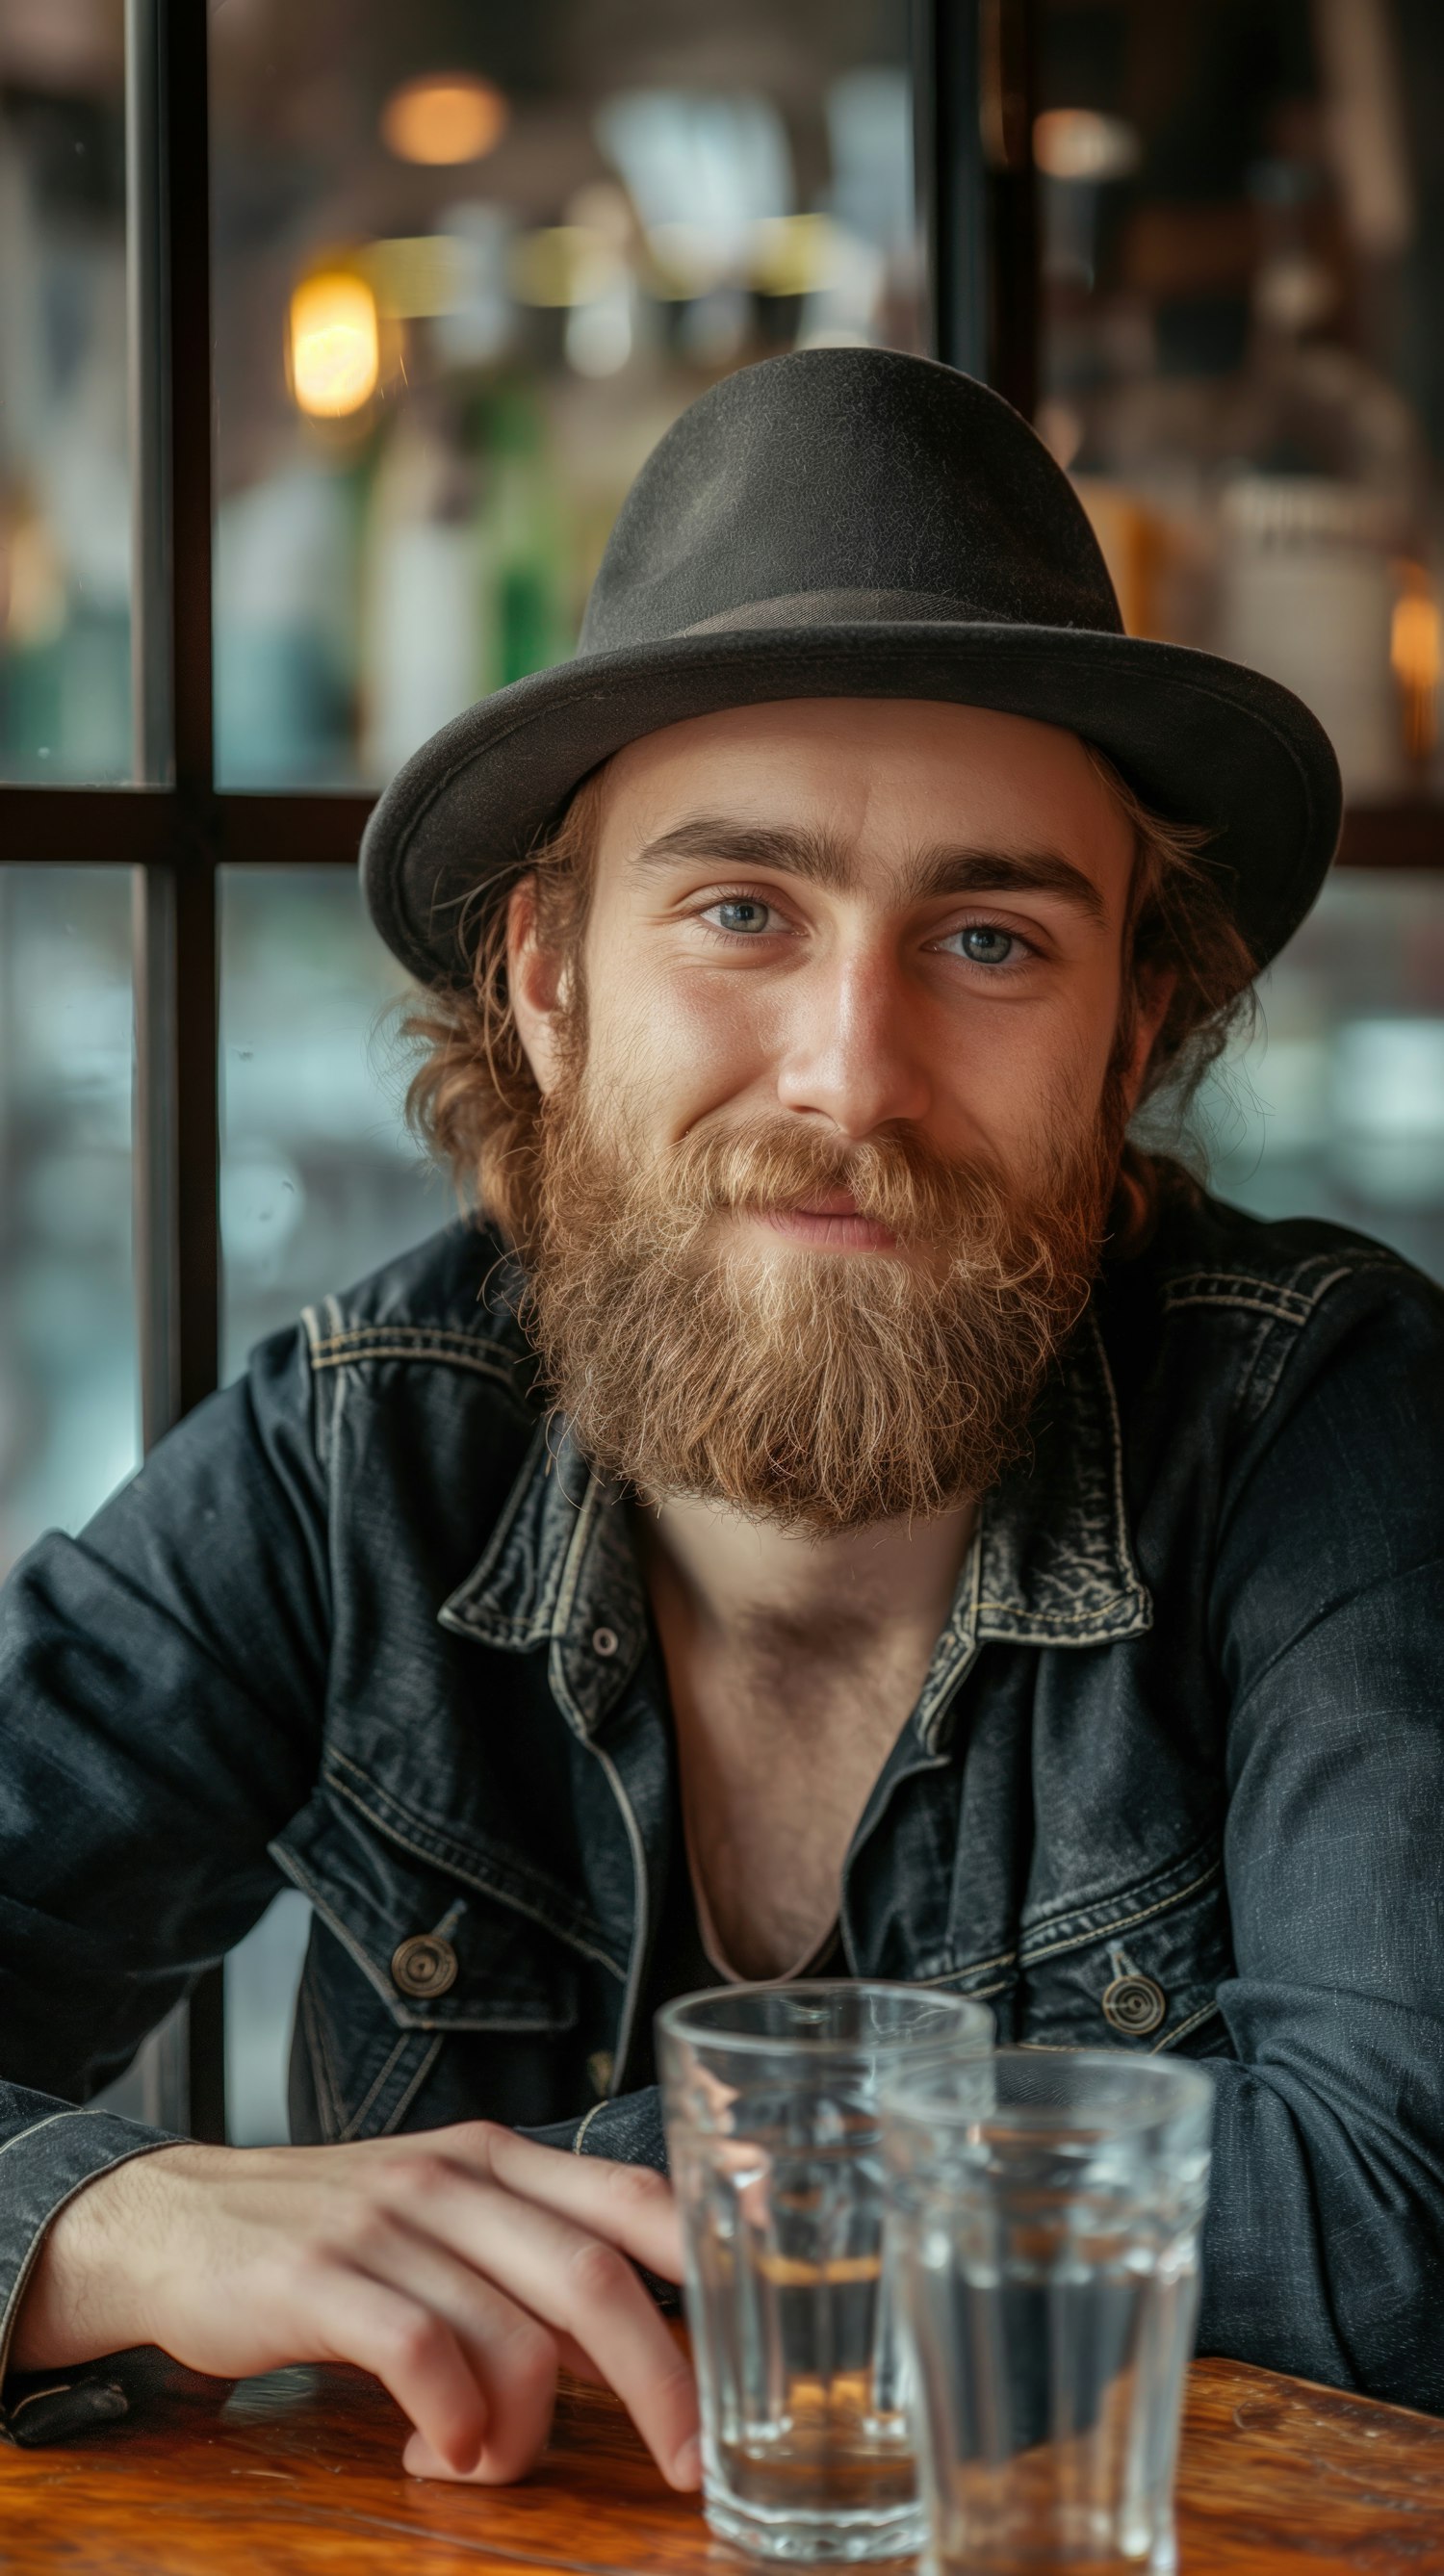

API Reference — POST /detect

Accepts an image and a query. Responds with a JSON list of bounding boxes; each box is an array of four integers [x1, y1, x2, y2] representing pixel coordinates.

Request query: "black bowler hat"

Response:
[[361, 347, 1341, 988]]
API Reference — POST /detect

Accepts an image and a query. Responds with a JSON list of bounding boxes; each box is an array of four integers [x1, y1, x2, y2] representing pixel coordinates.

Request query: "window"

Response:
[[1035, 0, 1444, 1273], [0, 869, 136, 1570], [1036, 0, 1444, 808], [0, 6, 130, 785], [210, 0, 925, 792], [1205, 871, 1444, 1281]]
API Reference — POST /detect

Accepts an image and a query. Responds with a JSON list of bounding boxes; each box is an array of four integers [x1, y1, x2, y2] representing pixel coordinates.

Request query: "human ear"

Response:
[[506, 875, 568, 1097]]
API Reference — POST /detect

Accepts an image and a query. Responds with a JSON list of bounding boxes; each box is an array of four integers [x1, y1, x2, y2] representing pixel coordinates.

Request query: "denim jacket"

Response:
[[3, 1187, 1443, 2440]]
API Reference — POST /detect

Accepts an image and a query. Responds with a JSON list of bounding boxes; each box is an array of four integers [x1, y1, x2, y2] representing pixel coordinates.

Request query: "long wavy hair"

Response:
[[403, 745, 1257, 1254]]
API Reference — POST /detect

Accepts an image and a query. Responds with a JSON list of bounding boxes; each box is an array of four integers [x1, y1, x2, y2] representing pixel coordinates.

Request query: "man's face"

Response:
[[525, 698, 1142, 1200], [510, 698, 1160, 1530]]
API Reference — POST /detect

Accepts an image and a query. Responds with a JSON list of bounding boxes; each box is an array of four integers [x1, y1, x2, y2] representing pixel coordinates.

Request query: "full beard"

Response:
[[521, 1071, 1128, 1535]]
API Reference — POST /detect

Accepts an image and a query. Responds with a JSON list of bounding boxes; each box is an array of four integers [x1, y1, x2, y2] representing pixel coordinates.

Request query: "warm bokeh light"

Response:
[[1, 512, 66, 645], [380, 73, 508, 167], [1392, 568, 1441, 761], [288, 270, 379, 418], [1033, 107, 1140, 183]]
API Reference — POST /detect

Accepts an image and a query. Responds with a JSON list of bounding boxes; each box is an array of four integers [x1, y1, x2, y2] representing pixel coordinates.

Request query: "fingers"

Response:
[[550, 2326, 608, 2383], [424, 2122, 686, 2284], [529, 2321, 698, 2482], [305, 2265, 491, 2477], [402, 2428, 477, 2481], [392, 2166, 699, 2487], [337, 2218, 560, 2485]]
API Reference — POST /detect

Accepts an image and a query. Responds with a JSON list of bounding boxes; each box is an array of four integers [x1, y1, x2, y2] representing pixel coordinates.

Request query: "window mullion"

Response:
[[126, 0, 226, 2147], [920, 0, 1038, 404]]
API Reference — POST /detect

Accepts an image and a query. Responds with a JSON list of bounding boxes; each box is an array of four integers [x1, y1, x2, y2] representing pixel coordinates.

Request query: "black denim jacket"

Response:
[[3, 1188, 1443, 2441]]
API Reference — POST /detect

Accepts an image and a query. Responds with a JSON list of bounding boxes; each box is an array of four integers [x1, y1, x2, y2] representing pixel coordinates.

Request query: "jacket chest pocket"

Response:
[[1009, 1842, 1235, 2057], [271, 1789, 581, 2141]]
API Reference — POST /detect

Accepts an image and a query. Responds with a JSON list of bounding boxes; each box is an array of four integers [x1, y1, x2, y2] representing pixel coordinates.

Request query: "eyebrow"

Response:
[[628, 818, 1108, 923]]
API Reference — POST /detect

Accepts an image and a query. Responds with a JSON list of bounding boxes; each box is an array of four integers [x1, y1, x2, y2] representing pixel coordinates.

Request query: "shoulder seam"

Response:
[[302, 1317, 529, 1390], [1159, 1245, 1400, 1327]]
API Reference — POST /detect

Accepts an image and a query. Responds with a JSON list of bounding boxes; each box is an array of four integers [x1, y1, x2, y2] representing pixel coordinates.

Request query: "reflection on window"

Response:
[[219, 868, 447, 1378], [0, 4, 131, 784], [1199, 870, 1444, 1279], [210, 0, 920, 790], [0, 867, 138, 1576], [1038, 1, 1444, 802]]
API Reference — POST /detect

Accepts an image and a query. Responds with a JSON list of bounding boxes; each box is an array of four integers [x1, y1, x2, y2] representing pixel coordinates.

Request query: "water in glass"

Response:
[[882, 2049, 1214, 2575], [658, 1981, 993, 2563]]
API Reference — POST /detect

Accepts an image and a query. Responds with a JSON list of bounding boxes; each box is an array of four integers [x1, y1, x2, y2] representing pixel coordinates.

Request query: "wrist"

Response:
[[8, 2142, 221, 2374]]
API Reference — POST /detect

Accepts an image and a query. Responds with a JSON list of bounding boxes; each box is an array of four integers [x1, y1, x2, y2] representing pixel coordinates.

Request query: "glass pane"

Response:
[[219, 865, 447, 2145], [0, 866, 138, 1577], [1037, 1, 1444, 803], [0, 5, 132, 781], [219, 867, 446, 1378], [211, 0, 921, 789], [1199, 868, 1444, 1279]]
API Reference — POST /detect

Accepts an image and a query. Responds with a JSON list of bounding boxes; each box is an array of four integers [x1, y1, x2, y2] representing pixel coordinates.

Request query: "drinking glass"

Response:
[[657, 1981, 993, 2563], [880, 2049, 1215, 2575]]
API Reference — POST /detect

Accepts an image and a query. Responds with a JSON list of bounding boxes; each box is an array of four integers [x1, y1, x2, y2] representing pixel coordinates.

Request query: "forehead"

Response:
[[593, 698, 1131, 893]]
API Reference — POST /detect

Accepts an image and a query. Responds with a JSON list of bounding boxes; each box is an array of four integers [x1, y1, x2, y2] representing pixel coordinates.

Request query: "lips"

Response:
[[791, 1189, 864, 1219], [756, 1190, 899, 1253]]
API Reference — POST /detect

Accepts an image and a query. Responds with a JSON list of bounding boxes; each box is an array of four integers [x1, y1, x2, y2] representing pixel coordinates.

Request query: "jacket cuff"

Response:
[[0, 2109, 184, 2445], [3, 2345, 232, 2447], [521, 2085, 677, 2309], [524, 2083, 668, 2169]]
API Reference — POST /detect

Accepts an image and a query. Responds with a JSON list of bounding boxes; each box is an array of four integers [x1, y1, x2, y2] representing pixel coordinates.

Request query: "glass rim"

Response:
[[655, 1977, 994, 2059], [879, 2044, 1215, 2133]]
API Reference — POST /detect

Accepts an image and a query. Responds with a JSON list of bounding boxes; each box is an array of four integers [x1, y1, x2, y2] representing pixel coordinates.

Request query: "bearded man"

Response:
[[3, 352, 1442, 2473]]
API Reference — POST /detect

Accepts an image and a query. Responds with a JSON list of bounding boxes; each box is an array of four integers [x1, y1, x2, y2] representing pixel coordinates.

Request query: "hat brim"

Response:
[[360, 622, 1342, 988]]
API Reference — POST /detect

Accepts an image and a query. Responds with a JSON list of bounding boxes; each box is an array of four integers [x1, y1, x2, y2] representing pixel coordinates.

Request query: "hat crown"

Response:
[[579, 348, 1124, 654], [361, 344, 1340, 995]]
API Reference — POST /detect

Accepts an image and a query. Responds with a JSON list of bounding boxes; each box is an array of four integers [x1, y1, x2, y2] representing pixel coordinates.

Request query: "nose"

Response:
[[772, 940, 932, 1139]]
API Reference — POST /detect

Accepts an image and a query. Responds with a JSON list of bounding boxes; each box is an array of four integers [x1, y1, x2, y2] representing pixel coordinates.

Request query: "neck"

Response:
[[633, 1490, 978, 1652]]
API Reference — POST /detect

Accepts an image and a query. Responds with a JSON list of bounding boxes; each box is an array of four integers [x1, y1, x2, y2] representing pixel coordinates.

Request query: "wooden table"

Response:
[[4, 2357, 1443, 2575]]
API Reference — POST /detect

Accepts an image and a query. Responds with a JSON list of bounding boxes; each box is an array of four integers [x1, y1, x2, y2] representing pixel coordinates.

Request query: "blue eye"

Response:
[[707, 898, 776, 936], [947, 924, 1017, 966]]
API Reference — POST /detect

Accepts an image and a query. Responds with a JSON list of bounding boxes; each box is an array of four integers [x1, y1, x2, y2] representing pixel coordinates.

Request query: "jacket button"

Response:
[[1101, 1972, 1166, 2036], [391, 1934, 458, 1999], [591, 1625, 618, 1658]]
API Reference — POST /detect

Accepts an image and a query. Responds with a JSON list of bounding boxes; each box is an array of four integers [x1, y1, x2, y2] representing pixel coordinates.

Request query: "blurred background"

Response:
[[1, 0, 1442, 2139]]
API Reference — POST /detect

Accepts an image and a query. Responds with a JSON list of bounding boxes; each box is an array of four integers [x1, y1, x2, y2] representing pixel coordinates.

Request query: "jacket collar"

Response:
[[439, 1421, 650, 1739], [975, 1307, 1152, 1647], [439, 1304, 1151, 1744]]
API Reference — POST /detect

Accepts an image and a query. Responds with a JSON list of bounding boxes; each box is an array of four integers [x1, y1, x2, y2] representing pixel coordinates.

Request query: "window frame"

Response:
[[0, 0, 1433, 2139]]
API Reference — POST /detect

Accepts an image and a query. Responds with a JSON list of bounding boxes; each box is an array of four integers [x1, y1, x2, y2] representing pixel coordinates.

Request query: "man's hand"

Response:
[[8, 2125, 700, 2488]]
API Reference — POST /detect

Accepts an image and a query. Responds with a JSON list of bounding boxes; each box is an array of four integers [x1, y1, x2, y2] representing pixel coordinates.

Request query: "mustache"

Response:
[[594, 1114, 1023, 1248]]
